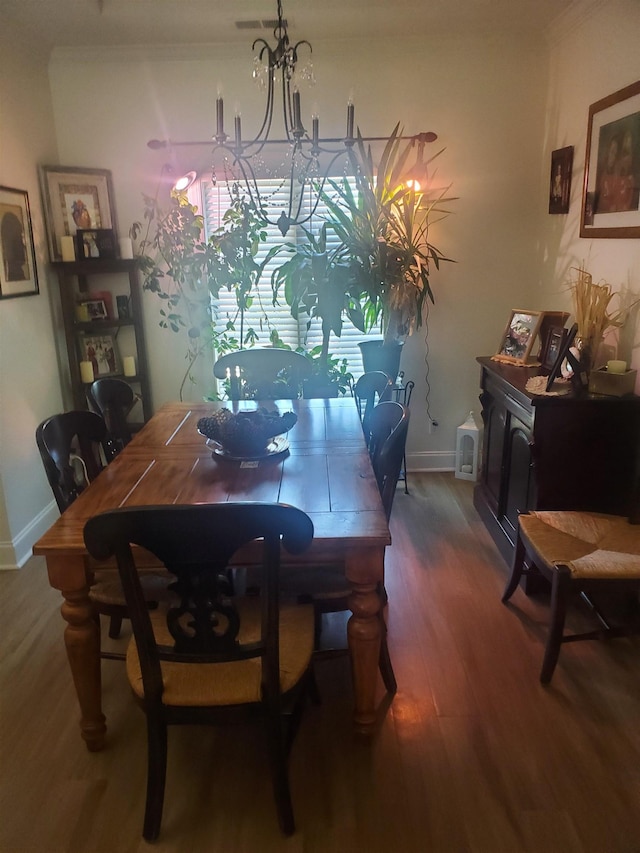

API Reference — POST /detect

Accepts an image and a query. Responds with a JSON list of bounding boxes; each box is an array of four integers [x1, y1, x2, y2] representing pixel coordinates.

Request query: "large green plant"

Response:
[[324, 124, 455, 343]]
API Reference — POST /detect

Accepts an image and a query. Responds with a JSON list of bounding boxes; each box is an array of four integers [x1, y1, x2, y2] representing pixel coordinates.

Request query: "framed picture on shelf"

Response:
[[75, 228, 117, 260], [39, 166, 118, 261], [0, 186, 39, 299], [580, 80, 640, 238], [494, 310, 543, 365], [79, 333, 120, 377], [84, 298, 109, 321], [541, 326, 569, 370], [548, 146, 573, 214]]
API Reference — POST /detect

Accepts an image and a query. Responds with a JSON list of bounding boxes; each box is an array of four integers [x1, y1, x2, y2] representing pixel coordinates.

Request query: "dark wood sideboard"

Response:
[[473, 357, 640, 570]]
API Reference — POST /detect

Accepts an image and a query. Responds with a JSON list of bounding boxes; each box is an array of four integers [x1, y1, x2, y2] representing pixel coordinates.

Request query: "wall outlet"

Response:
[[429, 419, 439, 434]]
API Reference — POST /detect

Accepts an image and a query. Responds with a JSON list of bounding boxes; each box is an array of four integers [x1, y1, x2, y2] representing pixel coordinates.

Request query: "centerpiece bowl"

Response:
[[197, 407, 297, 458]]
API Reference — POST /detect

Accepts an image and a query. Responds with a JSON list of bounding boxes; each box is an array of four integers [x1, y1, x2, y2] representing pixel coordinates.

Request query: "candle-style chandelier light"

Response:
[[148, 0, 438, 236]]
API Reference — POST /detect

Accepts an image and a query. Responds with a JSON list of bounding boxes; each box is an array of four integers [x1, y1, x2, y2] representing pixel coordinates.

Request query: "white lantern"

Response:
[[455, 411, 482, 482]]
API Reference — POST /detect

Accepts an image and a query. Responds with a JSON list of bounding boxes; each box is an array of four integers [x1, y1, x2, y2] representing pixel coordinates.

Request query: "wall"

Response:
[[0, 21, 64, 568]]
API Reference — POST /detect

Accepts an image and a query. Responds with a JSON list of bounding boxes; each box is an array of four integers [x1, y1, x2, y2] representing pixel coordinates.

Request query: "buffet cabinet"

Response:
[[53, 259, 152, 429], [473, 357, 640, 569]]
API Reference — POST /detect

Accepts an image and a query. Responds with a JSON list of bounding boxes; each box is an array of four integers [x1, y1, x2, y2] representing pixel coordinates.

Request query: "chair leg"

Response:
[[403, 452, 409, 494], [502, 526, 527, 603], [264, 713, 295, 836], [142, 714, 168, 842], [540, 566, 572, 684], [108, 614, 123, 639]]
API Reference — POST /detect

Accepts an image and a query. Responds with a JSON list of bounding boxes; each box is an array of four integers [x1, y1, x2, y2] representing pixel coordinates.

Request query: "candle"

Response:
[[312, 116, 319, 147], [123, 356, 136, 377], [346, 101, 355, 139], [234, 114, 242, 146], [80, 361, 94, 384], [119, 237, 133, 259], [75, 303, 89, 322], [216, 95, 224, 136], [292, 89, 301, 131], [61, 235, 75, 262], [607, 359, 627, 374]]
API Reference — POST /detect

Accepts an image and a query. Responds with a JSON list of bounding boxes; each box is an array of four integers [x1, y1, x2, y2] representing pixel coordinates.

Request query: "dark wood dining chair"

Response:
[[213, 348, 312, 400], [502, 491, 640, 682], [281, 401, 410, 694], [83, 502, 315, 841], [89, 377, 137, 449], [36, 411, 170, 648], [353, 370, 393, 444]]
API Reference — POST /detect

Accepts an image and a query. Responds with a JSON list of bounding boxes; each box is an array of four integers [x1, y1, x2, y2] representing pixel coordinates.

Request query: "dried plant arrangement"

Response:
[[566, 264, 638, 371]]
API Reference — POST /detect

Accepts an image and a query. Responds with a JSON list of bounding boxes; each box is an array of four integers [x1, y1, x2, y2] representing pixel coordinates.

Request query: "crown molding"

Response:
[[544, 0, 607, 47]]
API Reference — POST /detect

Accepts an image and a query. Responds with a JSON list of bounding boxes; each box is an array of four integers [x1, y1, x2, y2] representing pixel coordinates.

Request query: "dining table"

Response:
[[33, 397, 392, 750]]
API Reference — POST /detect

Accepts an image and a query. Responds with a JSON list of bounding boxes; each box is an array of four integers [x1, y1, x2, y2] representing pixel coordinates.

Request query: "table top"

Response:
[[33, 398, 391, 560]]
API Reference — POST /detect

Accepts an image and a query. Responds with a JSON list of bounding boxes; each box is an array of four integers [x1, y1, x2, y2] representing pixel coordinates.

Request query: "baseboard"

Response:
[[0, 501, 59, 570]]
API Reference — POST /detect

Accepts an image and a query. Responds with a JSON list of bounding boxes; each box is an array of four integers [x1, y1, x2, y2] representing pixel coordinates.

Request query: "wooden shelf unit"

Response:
[[53, 259, 152, 427]]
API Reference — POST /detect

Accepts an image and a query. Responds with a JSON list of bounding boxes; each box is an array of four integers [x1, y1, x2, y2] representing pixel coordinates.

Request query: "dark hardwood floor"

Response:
[[1, 473, 639, 852]]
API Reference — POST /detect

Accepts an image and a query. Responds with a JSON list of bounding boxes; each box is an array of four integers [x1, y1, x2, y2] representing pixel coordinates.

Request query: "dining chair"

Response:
[[281, 401, 410, 694], [83, 502, 315, 841], [213, 348, 313, 400], [36, 411, 170, 648], [89, 377, 137, 449], [353, 371, 393, 444], [502, 493, 640, 683]]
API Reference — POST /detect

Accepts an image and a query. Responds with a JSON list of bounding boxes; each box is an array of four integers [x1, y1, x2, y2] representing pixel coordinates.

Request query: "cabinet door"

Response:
[[503, 415, 535, 541], [482, 396, 506, 512]]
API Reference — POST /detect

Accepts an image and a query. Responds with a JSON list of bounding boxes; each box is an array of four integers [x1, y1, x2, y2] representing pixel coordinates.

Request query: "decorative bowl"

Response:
[[197, 408, 297, 457]]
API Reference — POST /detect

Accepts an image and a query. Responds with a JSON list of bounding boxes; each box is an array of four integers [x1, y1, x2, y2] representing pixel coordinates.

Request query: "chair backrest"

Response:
[[354, 371, 393, 442], [36, 410, 117, 512], [213, 348, 313, 400], [89, 377, 135, 449], [368, 401, 410, 520], [83, 503, 314, 705]]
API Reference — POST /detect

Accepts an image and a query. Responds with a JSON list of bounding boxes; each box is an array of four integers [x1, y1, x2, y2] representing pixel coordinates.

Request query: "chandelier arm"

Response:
[[149, 134, 437, 150]]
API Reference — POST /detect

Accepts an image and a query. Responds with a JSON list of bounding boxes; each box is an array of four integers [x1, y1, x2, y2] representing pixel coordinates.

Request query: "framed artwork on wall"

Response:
[[494, 310, 543, 365], [0, 186, 40, 299], [39, 166, 118, 261], [580, 80, 640, 238], [548, 146, 573, 214]]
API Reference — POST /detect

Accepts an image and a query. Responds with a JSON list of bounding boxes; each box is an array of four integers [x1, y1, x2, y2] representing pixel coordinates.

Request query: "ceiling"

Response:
[[4, 0, 577, 51]]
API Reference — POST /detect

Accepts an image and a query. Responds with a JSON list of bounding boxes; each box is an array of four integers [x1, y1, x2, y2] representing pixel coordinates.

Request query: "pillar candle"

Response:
[[123, 356, 136, 377], [607, 359, 627, 374], [80, 361, 94, 383], [61, 235, 75, 262], [119, 237, 133, 259]]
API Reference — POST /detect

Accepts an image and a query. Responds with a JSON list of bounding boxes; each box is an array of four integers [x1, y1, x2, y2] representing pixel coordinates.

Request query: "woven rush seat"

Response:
[[503, 508, 640, 683], [90, 569, 173, 608]]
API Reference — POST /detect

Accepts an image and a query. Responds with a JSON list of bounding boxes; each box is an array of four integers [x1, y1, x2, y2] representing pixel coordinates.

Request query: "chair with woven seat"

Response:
[[213, 348, 313, 400], [83, 502, 315, 841], [353, 370, 393, 444], [502, 500, 640, 683], [89, 377, 137, 449], [281, 400, 410, 694], [36, 411, 170, 646]]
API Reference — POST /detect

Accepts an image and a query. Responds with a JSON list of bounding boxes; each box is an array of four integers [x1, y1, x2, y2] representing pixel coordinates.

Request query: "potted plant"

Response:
[[322, 124, 455, 376]]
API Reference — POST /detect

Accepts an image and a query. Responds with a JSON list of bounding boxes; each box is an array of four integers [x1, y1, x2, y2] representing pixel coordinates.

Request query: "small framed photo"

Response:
[[79, 333, 120, 377], [542, 326, 569, 370], [75, 228, 117, 260], [495, 310, 543, 365], [116, 295, 131, 319], [548, 146, 573, 214], [84, 298, 109, 321], [0, 186, 39, 299], [580, 80, 640, 238], [39, 166, 118, 261]]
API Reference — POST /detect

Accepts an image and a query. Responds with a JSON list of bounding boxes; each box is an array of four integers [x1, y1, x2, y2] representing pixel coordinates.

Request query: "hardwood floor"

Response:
[[1, 473, 639, 852]]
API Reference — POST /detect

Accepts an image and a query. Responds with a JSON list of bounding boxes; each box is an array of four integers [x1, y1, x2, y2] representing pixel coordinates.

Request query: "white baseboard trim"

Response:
[[406, 451, 456, 473], [0, 501, 60, 571]]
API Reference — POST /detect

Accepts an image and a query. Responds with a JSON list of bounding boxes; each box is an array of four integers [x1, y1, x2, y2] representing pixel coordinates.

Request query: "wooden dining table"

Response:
[[33, 397, 392, 750]]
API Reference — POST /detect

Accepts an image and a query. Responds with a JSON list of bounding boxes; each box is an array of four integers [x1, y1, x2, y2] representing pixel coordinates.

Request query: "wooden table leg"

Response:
[[346, 547, 384, 733], [47, 556, 106, 751]]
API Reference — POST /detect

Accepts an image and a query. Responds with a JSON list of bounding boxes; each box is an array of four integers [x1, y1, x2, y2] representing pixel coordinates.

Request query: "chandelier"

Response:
[[148, 0, 438, 236]]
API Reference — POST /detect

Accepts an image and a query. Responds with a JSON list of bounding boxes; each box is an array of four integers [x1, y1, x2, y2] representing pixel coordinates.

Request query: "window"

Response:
[[199, 178, 379, 379]]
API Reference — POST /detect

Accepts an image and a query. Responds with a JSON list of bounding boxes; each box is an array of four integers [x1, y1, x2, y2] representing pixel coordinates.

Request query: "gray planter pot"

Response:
[[358, 340, 403, 380]]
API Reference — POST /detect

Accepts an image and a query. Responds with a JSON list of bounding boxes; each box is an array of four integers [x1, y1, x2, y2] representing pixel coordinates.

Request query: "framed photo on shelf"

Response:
[[39, 166, 118, 261], [84, 298, 109, 321], [79, 333, 121, 377], [494, 310, 543, 365], [548, 146, 573, 214], [75, 228, 117, 260], [0, 186, 39, 299], [541, 326, 569, 371], [580, 80, 640, 238]]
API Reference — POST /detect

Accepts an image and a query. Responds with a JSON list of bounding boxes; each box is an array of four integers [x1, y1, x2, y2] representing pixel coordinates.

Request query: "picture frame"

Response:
[[84, 298, 109, 321], [535, 310, 570, 361], [541, 326, 569, 371], [495, 310, 543, 365], [546, 323, 578, 391], [75, 228, 117, 260], [548, 146, 573, 214], [79, 333, 121, 378], [580, 80, 640, 238], [0, 186, 39, 299], [39, 166, 118, 261]]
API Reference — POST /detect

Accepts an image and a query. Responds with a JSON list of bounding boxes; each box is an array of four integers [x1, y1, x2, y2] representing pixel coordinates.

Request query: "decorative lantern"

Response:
[[455, 411, 482, 482]]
